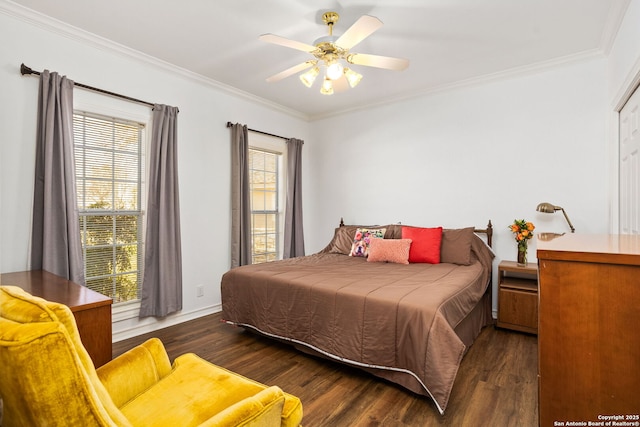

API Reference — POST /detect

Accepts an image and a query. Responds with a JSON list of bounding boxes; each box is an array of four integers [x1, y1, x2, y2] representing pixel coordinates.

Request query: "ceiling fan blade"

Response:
[[332, 75, 350, 93], [335, 15, 383, 50], [259, 34, 317, 53], [266, 61, 316, 83], [347, 53, 409, 71]]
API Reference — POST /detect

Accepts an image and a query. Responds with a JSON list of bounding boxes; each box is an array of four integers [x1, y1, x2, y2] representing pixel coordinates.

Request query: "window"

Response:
[[249, 133, 286, 264], [74, 111, 145, 303]]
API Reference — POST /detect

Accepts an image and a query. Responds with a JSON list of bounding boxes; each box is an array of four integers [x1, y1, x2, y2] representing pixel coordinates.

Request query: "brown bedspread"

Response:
[[221, 235, 493, 413]]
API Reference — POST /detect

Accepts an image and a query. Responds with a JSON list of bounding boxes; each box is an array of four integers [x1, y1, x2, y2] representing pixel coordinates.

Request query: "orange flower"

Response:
[[510, 219, 535, 243]]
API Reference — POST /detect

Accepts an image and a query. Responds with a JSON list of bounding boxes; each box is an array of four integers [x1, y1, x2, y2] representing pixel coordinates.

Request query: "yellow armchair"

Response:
[[0, 285, 302, 427]]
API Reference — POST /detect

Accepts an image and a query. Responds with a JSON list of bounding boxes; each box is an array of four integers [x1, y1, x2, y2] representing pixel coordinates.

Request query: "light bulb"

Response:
[[299, 67, 320, 88], [320, 77, 334, 95], [326, 62, 344, 80], [344, 68, 363, 88]]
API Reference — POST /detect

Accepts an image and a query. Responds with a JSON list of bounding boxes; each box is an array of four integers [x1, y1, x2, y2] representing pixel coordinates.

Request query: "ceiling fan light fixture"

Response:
[[344, 68, 363, 88], [299, 66, 320, 88], [326, 61, 344, 80], [320, 77, 334, 95], [261, 10, 409, 94]]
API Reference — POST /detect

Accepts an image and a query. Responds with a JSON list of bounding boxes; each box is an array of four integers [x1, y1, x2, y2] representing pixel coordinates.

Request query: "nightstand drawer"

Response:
[[497, 288, 538, 333]]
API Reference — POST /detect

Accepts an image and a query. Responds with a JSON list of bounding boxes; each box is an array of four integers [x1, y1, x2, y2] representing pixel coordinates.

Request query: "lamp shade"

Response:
[[344, 68, 363, 88], [320, 77, 334, 95], [536, 202, 557, 213], [299, 67, 320, 88]]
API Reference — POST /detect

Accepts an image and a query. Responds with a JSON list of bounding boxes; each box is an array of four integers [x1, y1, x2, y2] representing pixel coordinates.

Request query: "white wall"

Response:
[[0, 7, 310, 340], [606, 0, 640, 233], [307, 58, 610, 257]]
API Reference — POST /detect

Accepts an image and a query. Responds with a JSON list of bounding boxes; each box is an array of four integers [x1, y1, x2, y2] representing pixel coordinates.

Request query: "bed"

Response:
[[221, 221, 494, 414]]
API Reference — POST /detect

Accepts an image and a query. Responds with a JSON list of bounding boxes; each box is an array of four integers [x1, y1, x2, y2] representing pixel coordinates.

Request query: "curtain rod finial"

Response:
[[20, 63, 34, 75]]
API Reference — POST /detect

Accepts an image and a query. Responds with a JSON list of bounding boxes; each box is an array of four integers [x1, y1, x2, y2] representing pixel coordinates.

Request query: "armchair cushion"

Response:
[[117, 353, 302, 427]]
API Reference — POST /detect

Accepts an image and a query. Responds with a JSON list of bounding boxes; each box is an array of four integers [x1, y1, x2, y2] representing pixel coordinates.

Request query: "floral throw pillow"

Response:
[[349, 228, 386, 257]]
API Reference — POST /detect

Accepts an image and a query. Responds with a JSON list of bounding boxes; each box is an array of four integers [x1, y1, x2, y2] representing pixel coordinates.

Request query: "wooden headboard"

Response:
[[475, 220, 493, 248], [338, 218, 493, 248]]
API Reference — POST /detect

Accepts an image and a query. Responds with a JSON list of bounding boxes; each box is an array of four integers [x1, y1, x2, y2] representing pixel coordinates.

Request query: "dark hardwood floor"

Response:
[[113, 313, 538, 426]]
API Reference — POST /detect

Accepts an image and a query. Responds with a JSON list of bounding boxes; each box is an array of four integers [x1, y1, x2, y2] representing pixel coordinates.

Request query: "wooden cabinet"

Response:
[[496, 260, 538, 334], [537, 234, 640, 426], [1, 270, 113, 367]]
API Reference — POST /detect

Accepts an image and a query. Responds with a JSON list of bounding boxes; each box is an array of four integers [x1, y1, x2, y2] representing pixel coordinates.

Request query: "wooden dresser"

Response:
[[0, 270, 113, 367], [537, 234, 640, 426]]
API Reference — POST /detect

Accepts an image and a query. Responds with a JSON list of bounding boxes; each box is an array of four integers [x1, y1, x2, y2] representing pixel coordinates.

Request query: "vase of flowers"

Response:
[[510, 219, 535, 266]]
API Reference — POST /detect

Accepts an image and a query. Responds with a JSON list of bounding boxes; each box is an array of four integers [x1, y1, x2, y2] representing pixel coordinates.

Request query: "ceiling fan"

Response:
[[260, 11, 409, 95]]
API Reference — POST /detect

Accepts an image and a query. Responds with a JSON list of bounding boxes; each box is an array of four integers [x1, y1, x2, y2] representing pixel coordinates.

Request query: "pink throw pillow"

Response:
[[367, 238, 412, 264], [401, 226, 443, 264]]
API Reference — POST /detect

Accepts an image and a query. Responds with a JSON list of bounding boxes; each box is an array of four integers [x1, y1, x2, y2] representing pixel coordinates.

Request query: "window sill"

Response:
[[112, 300, 141, 322]]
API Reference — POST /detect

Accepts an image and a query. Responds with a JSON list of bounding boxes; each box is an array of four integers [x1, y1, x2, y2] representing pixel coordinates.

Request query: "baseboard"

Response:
[[112, 303, 221, 342]]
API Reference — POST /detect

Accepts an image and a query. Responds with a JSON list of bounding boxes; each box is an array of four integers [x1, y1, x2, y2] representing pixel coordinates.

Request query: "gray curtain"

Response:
[[283, 138, 305, 258], [230, 123, 252, 267], [139, 104, 182, 318], [31, 70, 85, 285]]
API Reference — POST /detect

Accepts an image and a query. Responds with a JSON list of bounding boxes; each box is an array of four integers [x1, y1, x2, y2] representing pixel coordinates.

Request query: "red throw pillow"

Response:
[[401, 226, 443, 263]]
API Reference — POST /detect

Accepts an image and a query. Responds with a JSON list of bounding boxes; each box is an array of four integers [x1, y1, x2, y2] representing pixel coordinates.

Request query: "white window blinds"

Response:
[[73, 111, 145, 303]]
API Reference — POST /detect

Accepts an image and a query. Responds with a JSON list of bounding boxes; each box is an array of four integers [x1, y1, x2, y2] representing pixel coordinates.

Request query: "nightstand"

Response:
[[496, 260, 538, 334]]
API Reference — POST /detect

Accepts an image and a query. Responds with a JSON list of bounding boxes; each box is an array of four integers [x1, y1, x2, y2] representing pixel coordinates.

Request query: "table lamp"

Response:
[[536, 202, 575, 233]]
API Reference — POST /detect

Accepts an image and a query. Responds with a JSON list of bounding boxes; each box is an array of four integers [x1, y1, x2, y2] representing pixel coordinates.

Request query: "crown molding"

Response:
[[0, 0, 310, 121], [612, 54, 640, 111], [310, 49, 606, 121], [2, 0, 623, 124], [599, 0, 632, 55]]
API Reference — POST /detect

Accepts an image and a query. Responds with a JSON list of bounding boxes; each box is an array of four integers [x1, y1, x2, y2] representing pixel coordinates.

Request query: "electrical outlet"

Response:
[[196, 285, 204, 297]]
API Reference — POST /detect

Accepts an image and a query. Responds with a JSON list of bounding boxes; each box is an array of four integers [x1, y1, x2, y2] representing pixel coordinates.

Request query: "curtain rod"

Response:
[[20, 63, 156, 108], [226, 121, 289, 141]]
